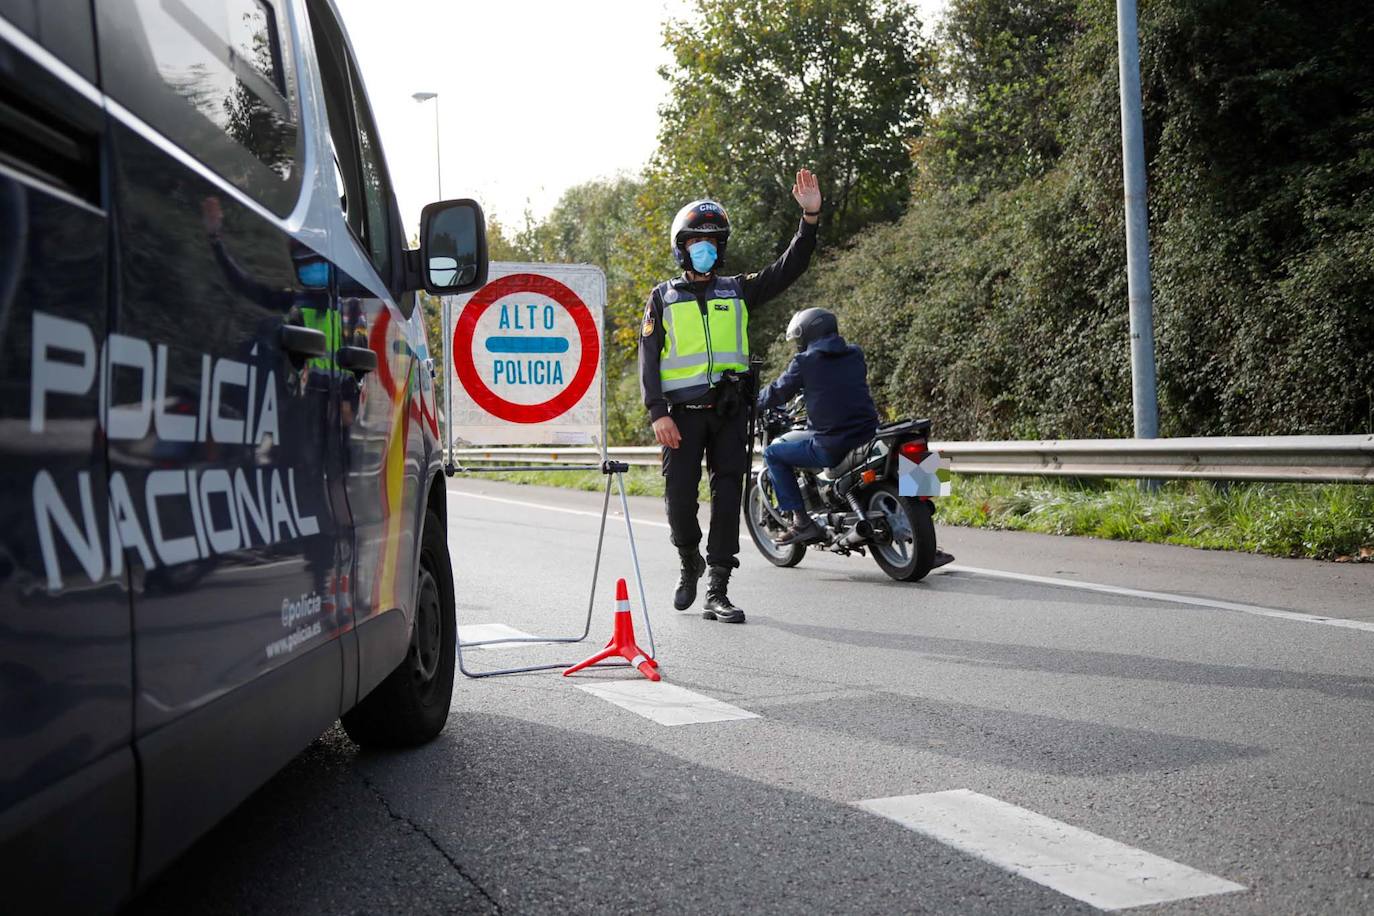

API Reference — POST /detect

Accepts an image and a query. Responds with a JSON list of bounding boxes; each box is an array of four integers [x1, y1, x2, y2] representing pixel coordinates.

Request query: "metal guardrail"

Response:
[[450, 434, 1374, 484], [926, 435, 1374, 484]]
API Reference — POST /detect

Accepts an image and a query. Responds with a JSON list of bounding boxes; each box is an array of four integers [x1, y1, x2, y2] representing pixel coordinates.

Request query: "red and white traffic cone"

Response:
[[563, 578, 660, 681]]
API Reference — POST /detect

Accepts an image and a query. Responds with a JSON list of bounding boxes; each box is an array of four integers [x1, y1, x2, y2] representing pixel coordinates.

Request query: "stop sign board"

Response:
[[445, 262, 605, 446]]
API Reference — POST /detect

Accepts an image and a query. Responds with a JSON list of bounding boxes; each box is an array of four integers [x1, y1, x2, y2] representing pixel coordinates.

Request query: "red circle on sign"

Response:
[[451, 273, 600, 424]]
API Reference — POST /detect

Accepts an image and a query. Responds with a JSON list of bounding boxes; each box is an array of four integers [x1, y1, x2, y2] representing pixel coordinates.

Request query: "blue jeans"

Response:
[[763, 432, 835, 511]]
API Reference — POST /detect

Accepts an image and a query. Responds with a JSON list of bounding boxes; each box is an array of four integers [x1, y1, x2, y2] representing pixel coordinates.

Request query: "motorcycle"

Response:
[[743, 398, 945, 582]]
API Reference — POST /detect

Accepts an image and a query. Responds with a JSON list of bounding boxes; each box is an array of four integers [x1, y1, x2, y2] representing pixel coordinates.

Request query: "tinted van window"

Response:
[[306, 1, 363, 240], [306, 0, 392, 283], [95, 0, 302, 214], [0, 0, 99, 82], [347, 53, 392, 281]]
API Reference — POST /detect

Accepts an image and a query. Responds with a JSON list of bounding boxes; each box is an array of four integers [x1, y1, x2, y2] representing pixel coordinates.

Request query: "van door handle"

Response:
[[337, 346, 377, 374], [280, 324, 327, 358]]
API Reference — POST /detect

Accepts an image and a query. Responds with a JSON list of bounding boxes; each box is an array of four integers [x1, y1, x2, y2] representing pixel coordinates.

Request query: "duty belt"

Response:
[[673, 391, 717, 411]]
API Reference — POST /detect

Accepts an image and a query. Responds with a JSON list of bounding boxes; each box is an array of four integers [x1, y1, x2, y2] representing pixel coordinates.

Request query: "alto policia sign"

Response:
[[445, 262, 605, 446]]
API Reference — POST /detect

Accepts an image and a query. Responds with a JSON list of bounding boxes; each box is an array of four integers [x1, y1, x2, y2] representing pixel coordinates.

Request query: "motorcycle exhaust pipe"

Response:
[[841, 519, 875, 547]]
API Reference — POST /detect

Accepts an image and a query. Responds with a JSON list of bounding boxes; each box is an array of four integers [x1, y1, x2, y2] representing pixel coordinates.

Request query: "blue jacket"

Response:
[[757, 334, 879, 455]]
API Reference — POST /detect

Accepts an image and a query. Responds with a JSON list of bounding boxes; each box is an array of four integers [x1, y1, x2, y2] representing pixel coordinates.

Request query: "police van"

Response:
[[0, 0, 485, 909]]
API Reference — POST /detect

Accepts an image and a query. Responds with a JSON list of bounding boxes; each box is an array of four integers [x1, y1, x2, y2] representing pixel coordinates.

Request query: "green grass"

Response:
[[455, 463, 1374, 561], [454, 464, 708, 500], [939, 477, 1374, 561]]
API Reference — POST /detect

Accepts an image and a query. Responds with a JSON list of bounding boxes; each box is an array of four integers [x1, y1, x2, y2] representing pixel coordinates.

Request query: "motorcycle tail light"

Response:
[[861, 469, 877, 484], [899, 440, 928, 460]]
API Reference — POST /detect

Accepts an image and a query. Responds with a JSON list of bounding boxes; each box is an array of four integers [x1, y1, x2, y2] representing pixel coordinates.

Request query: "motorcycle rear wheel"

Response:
[[867, 484, 936, 582], [744, 473, 806, 568]]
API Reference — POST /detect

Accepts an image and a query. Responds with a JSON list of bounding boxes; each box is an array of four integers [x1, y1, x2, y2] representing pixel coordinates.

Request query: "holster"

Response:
[[716, 370, 753, 419]]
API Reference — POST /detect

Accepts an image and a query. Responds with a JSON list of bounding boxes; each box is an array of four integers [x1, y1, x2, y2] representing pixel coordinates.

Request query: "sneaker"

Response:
[[774, 510, 823, 546], [931, 549, 955, 570]]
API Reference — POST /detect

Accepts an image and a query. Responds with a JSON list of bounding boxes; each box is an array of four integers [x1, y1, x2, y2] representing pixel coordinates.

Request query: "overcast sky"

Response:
[[333, 0, 948, 239]]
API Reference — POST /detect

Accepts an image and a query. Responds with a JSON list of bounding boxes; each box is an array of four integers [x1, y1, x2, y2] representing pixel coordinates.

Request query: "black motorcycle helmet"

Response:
[[670, 199, 731, 270], [786, 307, 839, 353]]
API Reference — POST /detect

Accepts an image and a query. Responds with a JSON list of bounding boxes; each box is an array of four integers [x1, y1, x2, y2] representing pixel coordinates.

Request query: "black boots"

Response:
[[676, 553, 744, 624], [673, 549, 707, 610], [775, 510, 823, 546], [701, 566, 745, 624]]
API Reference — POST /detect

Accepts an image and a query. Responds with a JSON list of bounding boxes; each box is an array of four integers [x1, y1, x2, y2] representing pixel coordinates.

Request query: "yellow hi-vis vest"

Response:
[[300, 304, 341, 373], [658, 277, 749, 395]]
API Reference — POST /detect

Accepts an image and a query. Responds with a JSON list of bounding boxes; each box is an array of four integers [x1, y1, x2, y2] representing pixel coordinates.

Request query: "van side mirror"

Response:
[[418, 198, 488, 294]]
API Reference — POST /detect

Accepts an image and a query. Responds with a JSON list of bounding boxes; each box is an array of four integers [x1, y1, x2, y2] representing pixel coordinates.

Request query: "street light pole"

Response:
[[432, 95, 442, 200], [412, 91, 448, 465], [411, 91, 442, 200], [1116, 0, 1159, 440]]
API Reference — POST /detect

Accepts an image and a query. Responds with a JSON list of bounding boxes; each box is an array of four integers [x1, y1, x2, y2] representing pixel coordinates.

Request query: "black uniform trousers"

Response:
[[661, 401, 749, 570]]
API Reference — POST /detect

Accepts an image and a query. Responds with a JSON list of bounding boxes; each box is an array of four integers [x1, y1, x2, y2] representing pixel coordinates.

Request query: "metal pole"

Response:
[[433, 95, 442, 200], [443, 297, 453, 470], [1116, 0, 1158, 440], [412, 91, 442, 201], [744, 354, 762, 499]]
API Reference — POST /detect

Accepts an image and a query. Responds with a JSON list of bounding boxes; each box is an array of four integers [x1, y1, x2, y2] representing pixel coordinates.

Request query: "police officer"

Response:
[[639, 169, 823, 624]]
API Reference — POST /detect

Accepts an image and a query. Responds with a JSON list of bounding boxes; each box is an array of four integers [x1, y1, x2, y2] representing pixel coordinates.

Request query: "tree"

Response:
[[922, 0, 1078, 195], [522, 177, 653, 443], [783, 0, 1374, 439], [650, 0, 932, 266], [485, 216, 535, 262]]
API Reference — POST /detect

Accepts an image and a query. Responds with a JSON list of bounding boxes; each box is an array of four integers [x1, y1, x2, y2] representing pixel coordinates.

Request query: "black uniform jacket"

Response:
[[639, 218, 817, 422]]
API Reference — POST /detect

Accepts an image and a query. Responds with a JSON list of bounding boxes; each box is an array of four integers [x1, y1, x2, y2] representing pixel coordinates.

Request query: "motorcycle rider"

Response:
[[639, 169, 823, 624], [757, 307, 956, 567], [757, 308, 877, 545]]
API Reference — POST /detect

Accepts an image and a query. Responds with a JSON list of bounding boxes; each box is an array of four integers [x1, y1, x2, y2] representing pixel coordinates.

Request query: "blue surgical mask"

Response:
[[296, 260, 330, 289], [687, 239, 718, 273]]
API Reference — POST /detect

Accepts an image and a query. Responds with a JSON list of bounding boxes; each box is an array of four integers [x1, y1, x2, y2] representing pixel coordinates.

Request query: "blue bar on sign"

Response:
[[484, 336, 570, 354]]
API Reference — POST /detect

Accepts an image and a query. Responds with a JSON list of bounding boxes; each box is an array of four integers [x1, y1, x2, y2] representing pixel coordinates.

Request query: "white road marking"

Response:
[[859, 790, 1245, 910], [449, 488, 1372, 633], [458, 623, 552, 649], [942, 564, 1374, 633], [447, 489, 671, 529], [575, 680, 760, 727]]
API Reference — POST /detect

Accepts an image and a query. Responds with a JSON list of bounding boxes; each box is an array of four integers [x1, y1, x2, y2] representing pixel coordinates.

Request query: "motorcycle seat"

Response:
[[875, 417, 932, 439], [822, 443, 872, 480]]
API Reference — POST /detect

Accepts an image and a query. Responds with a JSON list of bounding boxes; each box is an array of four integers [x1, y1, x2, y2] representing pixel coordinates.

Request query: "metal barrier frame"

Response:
[[447, 459, 654, 679], [441, 275, 655, 679]]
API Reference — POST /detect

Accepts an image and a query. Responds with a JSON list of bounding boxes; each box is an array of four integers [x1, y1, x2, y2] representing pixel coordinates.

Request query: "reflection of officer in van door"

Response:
[[638, 169, 823, 625], [201, 196, 345, 622], [202, 196, 340, 381]]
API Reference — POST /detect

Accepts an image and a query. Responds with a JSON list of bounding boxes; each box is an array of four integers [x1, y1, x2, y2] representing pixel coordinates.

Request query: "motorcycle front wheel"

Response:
[[744, 472, 806, 568], [867, 483, 936, 582]]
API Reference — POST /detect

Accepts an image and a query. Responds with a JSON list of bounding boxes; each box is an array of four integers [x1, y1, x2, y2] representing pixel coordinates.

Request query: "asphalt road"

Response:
[[129, 477, 1374, 914]]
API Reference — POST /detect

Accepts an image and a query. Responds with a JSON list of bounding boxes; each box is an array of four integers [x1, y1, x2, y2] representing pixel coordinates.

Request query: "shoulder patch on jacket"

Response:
[[641, 307, 655, 337]]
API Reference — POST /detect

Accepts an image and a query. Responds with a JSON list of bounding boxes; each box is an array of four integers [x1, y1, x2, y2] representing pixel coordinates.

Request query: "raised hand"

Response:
[[792, 168, 822, 215]]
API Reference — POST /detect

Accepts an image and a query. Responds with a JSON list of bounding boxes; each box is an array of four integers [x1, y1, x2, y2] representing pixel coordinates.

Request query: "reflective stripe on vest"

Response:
[[659, 284, 748, 393]]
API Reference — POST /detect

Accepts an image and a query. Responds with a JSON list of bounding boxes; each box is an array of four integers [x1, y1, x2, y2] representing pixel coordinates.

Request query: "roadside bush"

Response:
[[789, 0, 1374, 440]]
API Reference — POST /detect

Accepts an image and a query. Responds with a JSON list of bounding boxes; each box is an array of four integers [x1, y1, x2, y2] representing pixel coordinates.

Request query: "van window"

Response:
[[307, 0, 394, 285], [306, 1, 365, 242], [346, 54, 392, 281], [96, 0, 302, 214], [0, 0, 99, 82]]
